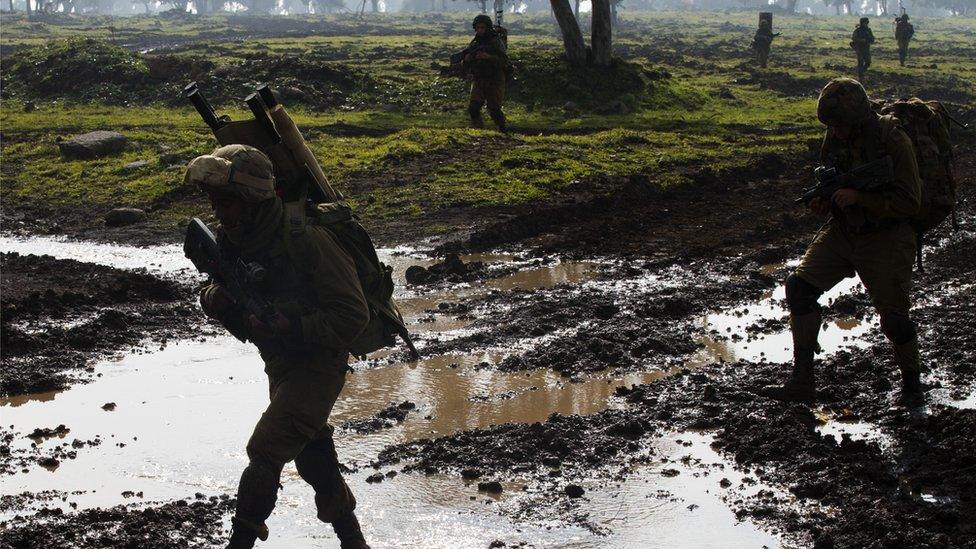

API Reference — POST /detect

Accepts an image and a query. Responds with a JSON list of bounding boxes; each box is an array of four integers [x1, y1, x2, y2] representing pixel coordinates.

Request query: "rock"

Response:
[[121, 160, 150, 171], [59, 131, 128, 160], [564, 484, 585, 498], [104, 208, 147, 227], [461, 468, 483, 480], [158, 152, 184, 166], [404, 265, 430, 285], [661, 468, 680, 477], [365, 472, 385, 483], [278, 86, 306, 101], [477, 480, 503, 493], [101, 402, 117, 411]]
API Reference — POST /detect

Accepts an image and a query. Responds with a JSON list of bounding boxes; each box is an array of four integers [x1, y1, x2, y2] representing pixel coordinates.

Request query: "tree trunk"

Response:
[[550, 0, 586, 65], [480, 0, 486, 12], [785, 0, 797, 13], [844, 0, 852, 14], [370, 0, 378, 10], [591, 0, 612, 66], [25, 0, 31, 17], [573, 0, 578, 18]]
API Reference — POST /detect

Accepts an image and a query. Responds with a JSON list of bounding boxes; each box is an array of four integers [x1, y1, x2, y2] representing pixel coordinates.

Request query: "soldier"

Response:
[[185, 144, 371, 549], [850, 17, 876, 80], [464, 14, 508, 132], [895, 13, 915, 67], [752, 19, 780, 69], [762, 78, 923, 404]]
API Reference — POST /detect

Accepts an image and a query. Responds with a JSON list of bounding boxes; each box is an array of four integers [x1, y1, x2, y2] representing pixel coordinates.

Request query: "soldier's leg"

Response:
[[229, 362, 347, 548], [762, 227, 853, 403], [468, 81, 486, 128], [485, 79, 506, 132], [759, 47, 769, 68], [294, 426, 367, 548], [853, 226, 920, 398]]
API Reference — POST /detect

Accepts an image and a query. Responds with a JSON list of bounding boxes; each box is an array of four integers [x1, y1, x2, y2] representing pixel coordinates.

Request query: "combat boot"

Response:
[[226, 516, 269, 549], [760, 311, 820, 404], [332, 511, 370, 549], [894, 337, 923, 401], [488, 107, 507, 133]]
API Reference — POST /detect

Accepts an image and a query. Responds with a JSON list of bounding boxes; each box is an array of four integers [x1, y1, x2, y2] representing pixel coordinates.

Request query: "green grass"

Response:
[[1, 11, 972, 237]]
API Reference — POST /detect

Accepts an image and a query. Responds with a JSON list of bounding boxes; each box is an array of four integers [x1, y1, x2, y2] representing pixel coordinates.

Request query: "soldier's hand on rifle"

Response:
[[809, 197, 831, 215], [248, 310, 293, 342], [832, 189, 860, 208], [200, 284, 235, 319]]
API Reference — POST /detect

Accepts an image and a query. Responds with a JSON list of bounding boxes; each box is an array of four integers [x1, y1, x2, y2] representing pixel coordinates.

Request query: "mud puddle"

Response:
[[0, 235, 793, 546]]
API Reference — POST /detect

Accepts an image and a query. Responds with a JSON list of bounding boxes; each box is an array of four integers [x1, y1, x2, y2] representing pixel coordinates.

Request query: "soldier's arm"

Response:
[[291, 230, 370, 351], [858, 128, 921, 219]]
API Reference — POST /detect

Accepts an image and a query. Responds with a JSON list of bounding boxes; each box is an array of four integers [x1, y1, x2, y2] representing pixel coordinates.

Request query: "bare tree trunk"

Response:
[[591, 0, 612, 66], [844, 0, 852, 14], [550, 0, 586, 65], [25, 0, 31, 17], [784, 0, 797, 13], [480, 0, 486, 12], [370, 0, 377, 10], [573, 0, 578, 18]]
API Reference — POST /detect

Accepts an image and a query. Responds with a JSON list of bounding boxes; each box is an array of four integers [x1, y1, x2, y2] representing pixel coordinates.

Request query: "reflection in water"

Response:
[[0, 236, 782, 547]]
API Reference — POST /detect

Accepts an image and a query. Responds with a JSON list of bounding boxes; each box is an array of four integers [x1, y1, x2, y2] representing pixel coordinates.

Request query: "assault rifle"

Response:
[[795, 156, 894, 206], [450, 44, 491, 66], [184, 217, 274, 342]]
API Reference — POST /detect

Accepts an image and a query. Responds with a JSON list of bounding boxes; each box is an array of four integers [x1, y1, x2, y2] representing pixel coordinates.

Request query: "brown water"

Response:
[[0, 235, 854, 548]]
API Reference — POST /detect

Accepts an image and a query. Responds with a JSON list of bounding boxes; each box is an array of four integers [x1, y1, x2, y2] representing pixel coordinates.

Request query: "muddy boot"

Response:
[[332, 511, 370, 549], [894, 337, 923, 401], [227, 459, 279, 548], [468, 101, 485, 129], [761, 311, 820, 403], [227, 516, 269, 549]]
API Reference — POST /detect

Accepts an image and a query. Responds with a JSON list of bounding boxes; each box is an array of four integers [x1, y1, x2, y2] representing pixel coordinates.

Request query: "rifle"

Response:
[[795, 156, 894, 206], [450, 44, 490, 66], [184, 217, 274, 343]]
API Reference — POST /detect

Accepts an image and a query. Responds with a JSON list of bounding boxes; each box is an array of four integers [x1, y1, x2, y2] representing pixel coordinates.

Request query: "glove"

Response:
[[200, 284, 235, 319]]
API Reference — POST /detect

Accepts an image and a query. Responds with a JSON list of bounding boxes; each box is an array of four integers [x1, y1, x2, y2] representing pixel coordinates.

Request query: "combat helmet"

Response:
[[859, 17, 870, 25], [472, 14, 493, 30], [817, 78, 872, 127], [185, 144, 276, 203]]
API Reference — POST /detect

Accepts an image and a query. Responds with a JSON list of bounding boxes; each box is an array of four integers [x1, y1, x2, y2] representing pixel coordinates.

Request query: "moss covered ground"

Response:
[[1, 11, 973, 243]]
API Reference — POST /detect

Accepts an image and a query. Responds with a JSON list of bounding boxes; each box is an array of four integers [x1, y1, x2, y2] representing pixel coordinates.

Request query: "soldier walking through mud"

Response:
[[752, 18, 780, 69], [463, 14, 509, 132], [762, 78, 924, 404], [185, 145, 371, 549], [895, 13, 915, 67], [851, 17, 876, 80]]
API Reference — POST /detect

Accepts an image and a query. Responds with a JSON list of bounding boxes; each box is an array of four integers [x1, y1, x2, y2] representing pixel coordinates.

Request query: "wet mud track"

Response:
[[1, 144, 974, 547], [0, 252, 202, 397]]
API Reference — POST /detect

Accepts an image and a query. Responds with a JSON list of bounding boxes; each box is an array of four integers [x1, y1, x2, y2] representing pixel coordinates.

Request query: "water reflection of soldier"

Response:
[[894, 14, 915, 67], [752, 19, 780, 68], [464, 14, 508, 132], [185, 145, 371, 549], [763, 79, 923, 404], [850, 17, 876, 80]]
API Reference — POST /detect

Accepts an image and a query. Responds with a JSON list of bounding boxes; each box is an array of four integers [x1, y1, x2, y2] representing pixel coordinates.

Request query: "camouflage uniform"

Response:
[[895, 15, 915, 67], [851, 19, 876, 80], [464, 14, 508, 132], [752, 21, 776, 68], [187, 145, 371, 549], [763, 79, 923, 403]]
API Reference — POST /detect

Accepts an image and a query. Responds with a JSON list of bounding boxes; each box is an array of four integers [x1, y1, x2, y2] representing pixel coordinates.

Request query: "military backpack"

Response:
[[876, 98, 958, 269]]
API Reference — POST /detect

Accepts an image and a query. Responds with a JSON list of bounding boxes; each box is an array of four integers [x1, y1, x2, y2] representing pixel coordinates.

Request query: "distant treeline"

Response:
[[4, 0, 971, 18]]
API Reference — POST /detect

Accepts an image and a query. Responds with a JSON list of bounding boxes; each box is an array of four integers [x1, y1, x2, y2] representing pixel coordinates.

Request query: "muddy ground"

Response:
[[2, 146, 974, 547]]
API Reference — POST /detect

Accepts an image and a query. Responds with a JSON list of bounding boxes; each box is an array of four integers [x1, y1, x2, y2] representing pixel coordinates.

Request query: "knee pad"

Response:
[[880, 313, 916, 345], [785, 274, 823, 315]]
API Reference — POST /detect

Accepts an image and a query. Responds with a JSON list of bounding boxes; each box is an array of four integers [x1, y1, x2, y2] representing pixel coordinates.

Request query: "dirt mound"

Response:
[[507, 51, 679, 112], [0, 496, 235, 547], [1, 38, 150, 103], [0, 253, 202, 397], [733, 69, 824, 97], [1, 38, 373, 108]]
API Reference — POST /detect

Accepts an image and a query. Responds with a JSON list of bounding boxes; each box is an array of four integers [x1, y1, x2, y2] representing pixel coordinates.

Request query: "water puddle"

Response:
[[815, 409, 889, 450], [702, 270, 875, 364], [0, 235, 798, 546]]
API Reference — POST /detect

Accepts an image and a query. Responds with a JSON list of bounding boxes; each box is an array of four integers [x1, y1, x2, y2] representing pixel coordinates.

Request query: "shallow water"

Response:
[[0, 236, 873, 547]]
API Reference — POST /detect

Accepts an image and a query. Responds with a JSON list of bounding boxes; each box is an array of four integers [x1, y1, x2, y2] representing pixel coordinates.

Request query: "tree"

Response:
[[549, 0, 586, 65], [591, 0, 612, 66]]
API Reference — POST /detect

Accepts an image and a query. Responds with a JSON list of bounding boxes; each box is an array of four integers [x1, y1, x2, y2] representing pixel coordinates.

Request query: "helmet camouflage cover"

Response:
[[184, 144, 276, 203], [817, 78, 872, 127], [472, 14, 493, 29]]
